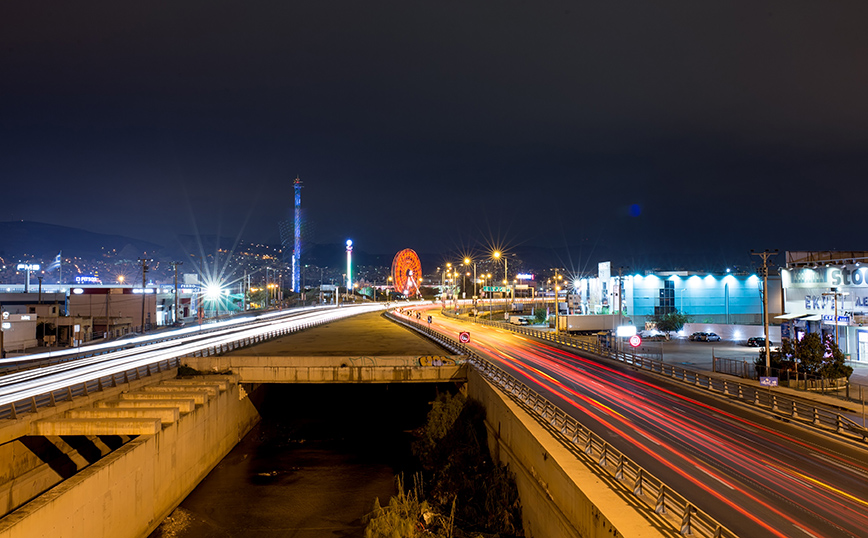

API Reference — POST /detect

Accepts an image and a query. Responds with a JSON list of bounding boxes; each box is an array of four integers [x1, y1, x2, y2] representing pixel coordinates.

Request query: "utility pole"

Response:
[[554, 268, 560, 333], [171, 261, 183, 324], [138, 257, 153, 333], [751, 249, 778, 376], [822, 288, 848, 348]]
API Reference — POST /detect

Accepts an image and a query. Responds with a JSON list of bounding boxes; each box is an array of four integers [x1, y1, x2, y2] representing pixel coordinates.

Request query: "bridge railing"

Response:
[[455, 313, 868, 443], [386, 310, 739, 538]]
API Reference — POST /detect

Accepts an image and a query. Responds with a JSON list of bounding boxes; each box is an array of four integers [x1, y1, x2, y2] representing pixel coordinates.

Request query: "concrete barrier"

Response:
[[467, 369, 668, 538], [184, 355, 467, 384], [0, 375, 260, 538]]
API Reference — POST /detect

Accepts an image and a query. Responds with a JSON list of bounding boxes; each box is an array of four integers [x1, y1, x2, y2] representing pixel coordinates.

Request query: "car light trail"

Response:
[[0, 304, 384, 408], [407, 309, 868, 538]]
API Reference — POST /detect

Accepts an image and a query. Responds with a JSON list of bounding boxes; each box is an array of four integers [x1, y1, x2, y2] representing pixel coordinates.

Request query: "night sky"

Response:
[[3, 2, 867, 266]]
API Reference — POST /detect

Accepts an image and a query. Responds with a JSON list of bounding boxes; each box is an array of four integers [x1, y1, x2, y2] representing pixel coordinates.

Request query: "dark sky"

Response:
[[2, 1, 867, 265]]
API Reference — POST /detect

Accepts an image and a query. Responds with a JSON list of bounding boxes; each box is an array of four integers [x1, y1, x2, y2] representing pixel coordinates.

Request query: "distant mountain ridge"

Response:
[[0, 221, 166, 261]]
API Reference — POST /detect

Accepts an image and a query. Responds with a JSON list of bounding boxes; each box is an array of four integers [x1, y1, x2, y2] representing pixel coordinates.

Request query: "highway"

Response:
[[408, 307, 868, 538], [0, 304, 384, 412]]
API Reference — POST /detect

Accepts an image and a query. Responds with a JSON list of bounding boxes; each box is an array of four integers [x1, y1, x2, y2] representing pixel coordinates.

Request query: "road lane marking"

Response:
[[695, 465, 735, 490], [792, 524, 821, 538]]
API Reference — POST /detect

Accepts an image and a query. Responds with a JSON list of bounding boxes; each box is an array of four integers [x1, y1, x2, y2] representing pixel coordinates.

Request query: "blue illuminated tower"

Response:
[[291, 176, 303, 293]]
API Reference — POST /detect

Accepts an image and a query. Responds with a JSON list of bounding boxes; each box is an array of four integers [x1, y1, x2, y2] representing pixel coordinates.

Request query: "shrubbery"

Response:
[[365, 392, 523, 537]]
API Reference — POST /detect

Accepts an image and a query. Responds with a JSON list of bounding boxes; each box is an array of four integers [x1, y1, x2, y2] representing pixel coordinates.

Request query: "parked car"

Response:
[[745, 336, 776, 349], [639, 329, 667, 341], [704, 332, 721, 342], [689, 332, 706, 341]]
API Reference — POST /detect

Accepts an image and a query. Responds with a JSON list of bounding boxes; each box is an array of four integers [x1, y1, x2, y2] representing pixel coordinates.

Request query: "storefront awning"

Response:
[[775, 313, 806, 320], [802, 314, 823, 321]]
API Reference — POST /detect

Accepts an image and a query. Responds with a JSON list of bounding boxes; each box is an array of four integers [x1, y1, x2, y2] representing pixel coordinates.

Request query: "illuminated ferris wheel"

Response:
[[391, 249, 422, 298]]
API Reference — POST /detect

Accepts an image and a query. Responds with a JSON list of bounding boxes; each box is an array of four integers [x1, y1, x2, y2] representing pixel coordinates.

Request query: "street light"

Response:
[[464, 257, 477, 301], [486, 272, 493, 317]]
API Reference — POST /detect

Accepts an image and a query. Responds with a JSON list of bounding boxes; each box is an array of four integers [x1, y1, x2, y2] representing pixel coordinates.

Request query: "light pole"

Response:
[[822, 288, 849, 348], [486, 273, 492, 317], [171, 261, 183, 324], [751, 249, 778, 376], [464, 257, 477, 301], [137, 257, 153, 332]]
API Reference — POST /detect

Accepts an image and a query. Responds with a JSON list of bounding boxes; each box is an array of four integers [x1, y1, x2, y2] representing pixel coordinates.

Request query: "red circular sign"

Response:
[[629, 335, 642, 347], [459, 331, 471, 343]]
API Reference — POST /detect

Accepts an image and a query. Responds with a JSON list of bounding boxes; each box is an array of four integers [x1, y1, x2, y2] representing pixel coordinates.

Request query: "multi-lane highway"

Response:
[[409, 307, 868, 538], [0, 304, 384, 414]]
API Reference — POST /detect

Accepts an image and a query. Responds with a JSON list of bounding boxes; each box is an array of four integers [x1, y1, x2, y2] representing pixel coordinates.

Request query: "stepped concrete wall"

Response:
[[0, 376, 260, 538]]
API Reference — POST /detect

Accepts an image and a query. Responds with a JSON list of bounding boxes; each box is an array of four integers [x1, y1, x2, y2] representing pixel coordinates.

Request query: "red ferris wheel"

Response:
[[391, 249, 422, 298]]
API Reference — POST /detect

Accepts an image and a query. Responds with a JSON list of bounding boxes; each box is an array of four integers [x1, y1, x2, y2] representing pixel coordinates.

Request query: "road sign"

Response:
[[629, 335, 642, 347], [760, 377, 778, 387], [459, 331, 470, 343]]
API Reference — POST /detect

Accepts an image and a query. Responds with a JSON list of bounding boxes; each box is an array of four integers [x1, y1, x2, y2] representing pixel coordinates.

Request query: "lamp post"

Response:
[[822, 288, 849, 348], [137, 257, 153, 332], [751, 249, 778, 376], [464, 257, 477, 301]]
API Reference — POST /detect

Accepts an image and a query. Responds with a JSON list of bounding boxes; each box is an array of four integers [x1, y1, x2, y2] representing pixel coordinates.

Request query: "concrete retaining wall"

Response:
[[0, 376, 260, 538], [184, 355, 466, 383], [682, 323, 781, 342], [467, 369, 666, 538]]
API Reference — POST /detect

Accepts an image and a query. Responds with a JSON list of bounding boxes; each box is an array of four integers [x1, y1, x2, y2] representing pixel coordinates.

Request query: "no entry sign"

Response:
[[459, 331, 471, 343]]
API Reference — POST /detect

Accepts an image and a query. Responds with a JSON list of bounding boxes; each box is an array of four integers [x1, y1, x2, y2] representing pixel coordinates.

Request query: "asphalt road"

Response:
[[409, 308, 868, 538]]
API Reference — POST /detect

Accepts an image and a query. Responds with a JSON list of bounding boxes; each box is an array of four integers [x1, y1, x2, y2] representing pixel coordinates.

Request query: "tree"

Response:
[[650, 310, 690, 336], [532, 307, 547, 324], [756, 333, 853, 380]]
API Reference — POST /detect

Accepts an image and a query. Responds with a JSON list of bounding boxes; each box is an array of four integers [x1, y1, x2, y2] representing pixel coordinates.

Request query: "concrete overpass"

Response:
[[183, 311, 466, 383]]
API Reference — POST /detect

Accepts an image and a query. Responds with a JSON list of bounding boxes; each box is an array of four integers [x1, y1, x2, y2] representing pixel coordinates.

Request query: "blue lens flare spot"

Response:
[[629, 204, 641, 217]]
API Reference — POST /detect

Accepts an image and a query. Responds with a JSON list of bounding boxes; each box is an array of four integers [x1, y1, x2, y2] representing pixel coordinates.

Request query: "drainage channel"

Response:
[[148, 382, 456, 538]]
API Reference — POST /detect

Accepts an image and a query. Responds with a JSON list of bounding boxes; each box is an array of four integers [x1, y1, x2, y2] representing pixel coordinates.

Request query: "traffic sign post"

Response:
[[629, 335, 642, 348], [459, 331, 470, 343]]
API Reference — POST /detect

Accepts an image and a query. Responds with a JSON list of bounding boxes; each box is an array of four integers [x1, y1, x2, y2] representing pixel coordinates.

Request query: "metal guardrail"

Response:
[[0, 317, 334, 421], [460, 314, 868, 443], [387, 311, 738, 538]]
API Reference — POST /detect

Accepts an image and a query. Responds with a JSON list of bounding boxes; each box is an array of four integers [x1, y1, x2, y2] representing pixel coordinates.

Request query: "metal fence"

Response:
[[714, 355, 868, 408], [387, 311, 739, 538], [461, 312, 868, 440]]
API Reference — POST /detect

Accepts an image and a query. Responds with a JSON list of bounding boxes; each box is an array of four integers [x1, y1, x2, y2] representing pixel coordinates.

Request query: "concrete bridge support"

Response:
[[0, 375, 260, 538], [467, 369, 667, 538]]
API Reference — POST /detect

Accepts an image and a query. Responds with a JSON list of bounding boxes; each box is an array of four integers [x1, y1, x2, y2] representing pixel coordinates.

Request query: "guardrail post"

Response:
[[812, 408, 820, 425], [723, 380, 729, 396], [633, 469, 644, 497], [771, 395, 779, 412], [615, 453, 624, 480], [655, 485, 667, 514], [791, 401, 798, 419], [599, 443, 608, 467], [30, 396, 38, 413], [8, 403, 17, 420], [836, 415, 845, 434], [680, 504, 695, 536], [67, 386, 74, 401], [49, 392, 57, 406]]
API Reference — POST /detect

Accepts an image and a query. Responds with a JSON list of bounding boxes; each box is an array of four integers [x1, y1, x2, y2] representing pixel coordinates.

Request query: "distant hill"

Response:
[[0, 221, 167, 261]]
